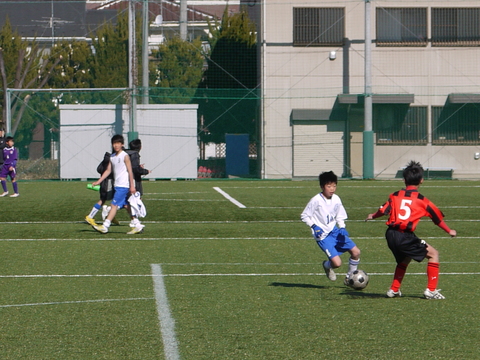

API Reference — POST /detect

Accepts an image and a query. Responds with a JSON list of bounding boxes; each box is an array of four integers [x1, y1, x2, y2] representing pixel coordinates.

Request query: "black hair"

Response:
[[5, 136, 14, 142], [403, 160, 424, 185], [129, 138, 142, 151], [111, 134, 124, 145], [319, 171, 338, 188]]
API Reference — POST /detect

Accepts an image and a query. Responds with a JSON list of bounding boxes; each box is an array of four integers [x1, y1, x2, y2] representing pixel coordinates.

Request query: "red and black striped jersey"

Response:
[[374, 186, 445, 232]]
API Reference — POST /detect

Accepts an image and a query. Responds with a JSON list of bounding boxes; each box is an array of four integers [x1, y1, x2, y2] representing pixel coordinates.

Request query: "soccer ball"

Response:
[[346, 270, 369, 290]]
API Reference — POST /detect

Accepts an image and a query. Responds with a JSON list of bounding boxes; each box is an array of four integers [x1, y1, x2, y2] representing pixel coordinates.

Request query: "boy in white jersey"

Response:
[[91, 135, 138, 234], [301, 171, 361, 284]]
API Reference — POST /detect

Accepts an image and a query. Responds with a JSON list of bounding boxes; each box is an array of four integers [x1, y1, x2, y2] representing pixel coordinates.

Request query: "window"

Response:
[[432, 8, 480, 46], [432, 105, 480, 144], [293, 8, 344, 46], [376, 8, 427, 46], [374, 105, 427, 145]]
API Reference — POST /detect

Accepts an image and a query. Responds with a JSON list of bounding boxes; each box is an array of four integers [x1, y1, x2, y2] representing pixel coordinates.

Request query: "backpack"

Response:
[[97, 152, 111, 174]]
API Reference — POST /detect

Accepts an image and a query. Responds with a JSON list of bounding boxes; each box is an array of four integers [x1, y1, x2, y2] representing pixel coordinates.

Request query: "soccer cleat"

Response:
[[127, 224, 144, 235], [92, 224, 108, 234], [85, 216, 97, 226], [322, 260, 337, 281], [344, 275, 350, 286], [9, 193, 19, 197], [0, 191, 8, 197], [101, 205, 109, 220], [424, 288, 445, 300], [386, 289, 402, 298]]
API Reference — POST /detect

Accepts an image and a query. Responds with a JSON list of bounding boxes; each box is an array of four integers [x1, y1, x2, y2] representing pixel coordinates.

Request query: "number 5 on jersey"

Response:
[[399, 199, 412, 220]]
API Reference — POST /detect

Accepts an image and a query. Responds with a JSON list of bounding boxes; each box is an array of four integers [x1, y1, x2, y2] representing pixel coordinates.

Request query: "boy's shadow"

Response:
[[340, 290, 386, 298], [269, 282, 326, 290], [269, 282, 391, 299]]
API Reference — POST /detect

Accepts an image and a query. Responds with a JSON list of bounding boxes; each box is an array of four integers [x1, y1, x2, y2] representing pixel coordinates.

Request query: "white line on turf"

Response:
[[3, 218, 480, 225], [1, 272, 478, 279], [0, 235, 480, 242], [151, 264, 180, 360], [213, 187, 246, 208], [1, 236, 480, 241], [1, 219, 480, 225], [0, 297, 153, 308]]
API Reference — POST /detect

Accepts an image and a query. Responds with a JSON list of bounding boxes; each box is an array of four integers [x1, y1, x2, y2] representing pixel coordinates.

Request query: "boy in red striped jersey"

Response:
[[366, 160, 456, 299]]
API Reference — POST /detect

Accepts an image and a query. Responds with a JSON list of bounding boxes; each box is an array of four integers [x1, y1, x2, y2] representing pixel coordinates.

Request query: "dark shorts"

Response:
[[0, 165, 15, 180], [385, 227, 427, 264], [100, 179, 114, 201]]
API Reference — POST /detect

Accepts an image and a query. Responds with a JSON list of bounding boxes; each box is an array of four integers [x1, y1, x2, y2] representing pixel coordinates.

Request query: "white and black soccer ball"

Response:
[[346, 270, 369, 290]]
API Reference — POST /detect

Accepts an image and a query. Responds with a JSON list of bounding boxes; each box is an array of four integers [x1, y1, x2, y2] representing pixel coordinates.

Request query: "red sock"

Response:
[[391, 263, 407, 292], [427, 262, 440, 291]]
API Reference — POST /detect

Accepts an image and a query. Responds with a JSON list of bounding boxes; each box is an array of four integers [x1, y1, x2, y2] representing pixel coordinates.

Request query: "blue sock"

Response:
[[1, 180, 7, 192], [13, 182, 18, 194]]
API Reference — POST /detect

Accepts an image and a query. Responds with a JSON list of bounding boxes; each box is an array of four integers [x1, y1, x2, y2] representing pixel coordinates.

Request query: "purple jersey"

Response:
[[3, 146, 18, 167], [0, 147, 18, 179]]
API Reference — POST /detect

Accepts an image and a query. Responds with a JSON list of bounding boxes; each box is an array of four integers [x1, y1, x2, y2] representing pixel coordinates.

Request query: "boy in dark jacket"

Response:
[[85, 152, 117, 226], [125, 139, 150, 233]]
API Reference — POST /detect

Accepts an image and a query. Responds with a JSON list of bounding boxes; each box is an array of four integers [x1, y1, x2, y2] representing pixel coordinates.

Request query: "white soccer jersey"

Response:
[[110, 150, 129, 188], [301, 193, 348, 239]]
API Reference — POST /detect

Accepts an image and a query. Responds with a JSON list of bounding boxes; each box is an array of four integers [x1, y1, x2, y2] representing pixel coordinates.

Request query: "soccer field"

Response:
[[0, 179, 479, 359]]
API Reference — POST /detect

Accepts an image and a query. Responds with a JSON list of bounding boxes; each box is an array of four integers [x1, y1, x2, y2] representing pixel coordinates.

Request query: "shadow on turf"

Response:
[[269, 282, 407, 299], [269, 282, 326, 289], [340, 290, 387, 298]]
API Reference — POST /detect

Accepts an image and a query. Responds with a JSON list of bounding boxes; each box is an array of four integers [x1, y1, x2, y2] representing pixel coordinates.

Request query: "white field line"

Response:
[[2, 270, 477, 310], [213, 187, 246, 208], [216, 185, 480, 189], [249, 206, 480, 210], [0, 297, 153, 308], [1, 236, 480, 242], [151, 264, 181, 360], [147, 199, 223, 202], [1, 272, 479, 279], [1, 219, 480, 226]]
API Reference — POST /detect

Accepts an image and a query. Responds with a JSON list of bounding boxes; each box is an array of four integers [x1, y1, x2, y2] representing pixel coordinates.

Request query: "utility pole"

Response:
[[180, 0, 187, 40], [128, 0, 138, 142], [363, 0, 374, 179], [142, 0, 149, 104]]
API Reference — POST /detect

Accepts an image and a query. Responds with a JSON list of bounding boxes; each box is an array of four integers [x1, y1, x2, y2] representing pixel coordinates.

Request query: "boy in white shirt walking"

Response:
[[92, 135, 139, 234]]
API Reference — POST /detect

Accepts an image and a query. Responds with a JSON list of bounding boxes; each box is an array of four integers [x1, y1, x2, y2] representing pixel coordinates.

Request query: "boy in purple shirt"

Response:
[[0, 136, 19, 197]]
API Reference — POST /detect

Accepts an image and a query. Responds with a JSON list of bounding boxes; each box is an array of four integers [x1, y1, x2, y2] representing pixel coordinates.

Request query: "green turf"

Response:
[[0, 179, 478, 359]]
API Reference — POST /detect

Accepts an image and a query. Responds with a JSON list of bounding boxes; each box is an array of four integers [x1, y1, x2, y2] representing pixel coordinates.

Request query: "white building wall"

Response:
[[257, 0, 480, 179], [59, 104, 198, 179]]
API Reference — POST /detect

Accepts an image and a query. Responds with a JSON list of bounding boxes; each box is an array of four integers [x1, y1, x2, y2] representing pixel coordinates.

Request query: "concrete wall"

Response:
[[59, 104, 198, 179]]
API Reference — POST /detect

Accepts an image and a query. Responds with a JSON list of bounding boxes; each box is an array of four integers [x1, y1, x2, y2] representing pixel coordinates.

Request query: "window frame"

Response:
[[376, 7, 428, 47], [293, 7, 345, 46], [374, 105, 428, 145], [432, 104, 480, 145], [432, 8, 480, 46]]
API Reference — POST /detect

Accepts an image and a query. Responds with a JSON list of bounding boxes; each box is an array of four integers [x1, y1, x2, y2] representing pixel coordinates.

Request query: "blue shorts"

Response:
[[111, 187, 129, 209], [316, 227, 356, 259]]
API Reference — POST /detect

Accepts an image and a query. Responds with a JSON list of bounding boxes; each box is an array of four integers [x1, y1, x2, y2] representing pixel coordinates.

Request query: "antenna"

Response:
[[32, 0, 74, 47], [154, 15, 163, 26]]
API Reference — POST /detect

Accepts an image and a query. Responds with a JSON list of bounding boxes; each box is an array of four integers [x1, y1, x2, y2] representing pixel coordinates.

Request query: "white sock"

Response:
[[89, 207, 99, 218], [104, 219, 111, 228], [347, 258, 360, 277]]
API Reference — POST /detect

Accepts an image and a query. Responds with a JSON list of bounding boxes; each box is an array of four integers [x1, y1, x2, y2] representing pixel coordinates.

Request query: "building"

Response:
[[247, 0, 480, 179], [0, 0, 239, 46]]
